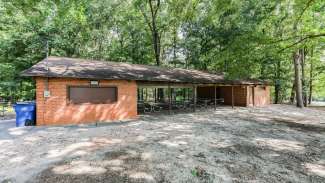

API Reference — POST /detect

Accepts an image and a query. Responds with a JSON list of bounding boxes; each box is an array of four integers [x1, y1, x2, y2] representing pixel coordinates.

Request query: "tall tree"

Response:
[[138, 0, 162, 66], [293, 50, 304, 108], [1, 0, 325, 104]]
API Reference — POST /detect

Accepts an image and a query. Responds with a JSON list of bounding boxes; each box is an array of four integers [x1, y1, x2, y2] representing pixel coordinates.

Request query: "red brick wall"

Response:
[[247, 86, 271, 107], [35, 77, 137, 125], [247, 86, 254, 106], [221, 86, 248, 106], [221, 85, 270, 107]]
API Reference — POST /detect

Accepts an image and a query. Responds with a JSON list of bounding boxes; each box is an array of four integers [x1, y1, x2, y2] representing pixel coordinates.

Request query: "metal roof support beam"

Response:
[[137, 82, 267, 89]]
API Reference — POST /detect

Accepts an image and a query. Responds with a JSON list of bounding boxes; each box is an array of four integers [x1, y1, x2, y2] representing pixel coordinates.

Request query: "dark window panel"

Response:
[[68, 86, 117, 104]]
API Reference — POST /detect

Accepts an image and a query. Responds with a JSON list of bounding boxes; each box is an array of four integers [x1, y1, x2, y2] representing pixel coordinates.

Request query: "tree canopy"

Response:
[[0, 0, 324, 104]]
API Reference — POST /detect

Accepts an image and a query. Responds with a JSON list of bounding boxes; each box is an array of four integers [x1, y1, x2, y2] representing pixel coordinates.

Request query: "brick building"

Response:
[[22, 57, 270, 125]]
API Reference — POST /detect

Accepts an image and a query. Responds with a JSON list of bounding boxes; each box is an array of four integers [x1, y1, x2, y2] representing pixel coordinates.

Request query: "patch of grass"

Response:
[[191, 169, 198, 177], [191, 166, 209, 178]]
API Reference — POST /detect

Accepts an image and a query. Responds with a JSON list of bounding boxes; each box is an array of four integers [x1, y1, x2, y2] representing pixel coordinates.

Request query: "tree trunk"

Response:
[[143, 0, 163, 101], [290, 83, 295, 104], [173, 26, 177, 67], [274, 60, 281, 104], [152, 27, 160, 66], [293, 50, 304, 108], [148, 0, 161, 66], [308, 47, 314, 105], [300, 48, 307, 107], [274, 82, 280, 104]]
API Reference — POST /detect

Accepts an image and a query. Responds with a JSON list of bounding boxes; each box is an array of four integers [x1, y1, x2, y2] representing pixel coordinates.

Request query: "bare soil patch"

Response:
[[0, 105, 325, 183]]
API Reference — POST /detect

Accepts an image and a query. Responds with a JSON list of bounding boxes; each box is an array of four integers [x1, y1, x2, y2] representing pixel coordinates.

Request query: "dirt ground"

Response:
[[0, 104, 324, 183]]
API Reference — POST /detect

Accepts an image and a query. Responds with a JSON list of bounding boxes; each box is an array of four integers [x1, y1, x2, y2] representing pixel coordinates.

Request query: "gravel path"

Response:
[[0, 105, 324, 183]]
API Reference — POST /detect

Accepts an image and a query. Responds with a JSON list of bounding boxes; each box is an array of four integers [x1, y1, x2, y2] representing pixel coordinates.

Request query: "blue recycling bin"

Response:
[[14, 102, 36, 127]]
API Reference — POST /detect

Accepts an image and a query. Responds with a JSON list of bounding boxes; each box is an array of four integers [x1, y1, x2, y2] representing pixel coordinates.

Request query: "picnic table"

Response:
[[138, 101, 163, 113], [201, 99, 211, 108], [147, 102, 163, 112], [197, 98, 225, 108]]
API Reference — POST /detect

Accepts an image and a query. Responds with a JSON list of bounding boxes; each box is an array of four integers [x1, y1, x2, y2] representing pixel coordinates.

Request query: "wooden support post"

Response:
[[214, 85, 217, 110], [193, 85, 197, 112], [231, 86, 234, 109], [168, 84, 172, 114], [252, 86, 255, 106], [183, 88, 186, 100], [142, 88, 144, 101], [187, 88, 190, 100], [154, 88, 157, 103]]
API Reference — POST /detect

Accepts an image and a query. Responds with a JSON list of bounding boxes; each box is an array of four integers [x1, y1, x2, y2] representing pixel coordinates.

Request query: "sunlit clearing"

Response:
[[24, 136, 41, 142], [135, 135, 146, 141], [71, 150, 88, 156], [255, 117, 272, 122], [9, 129, 27, 136], [9, 156, 25, 163], [127, 122, 142, 126], [141, 152, 152, 160], [209, 140, 233, 148], [255, 138, 304, 151], [109, 166, 124, 171], [0, 140, 12, 146], [52, 161, 106, 175], [46, 142, 95, 158], [129, 172, 154, 181], [92, 137, 122, 145], [163, 124, 192, 131], [159, 140, 187, 147], [174, 134, 194, 139], [305, 163, 325, 177], [46, 138, 122, 158], [100, 159, 123, 166]]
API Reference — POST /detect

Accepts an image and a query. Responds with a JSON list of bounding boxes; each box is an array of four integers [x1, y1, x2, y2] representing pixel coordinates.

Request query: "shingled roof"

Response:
[[21, 57, 267, 85]]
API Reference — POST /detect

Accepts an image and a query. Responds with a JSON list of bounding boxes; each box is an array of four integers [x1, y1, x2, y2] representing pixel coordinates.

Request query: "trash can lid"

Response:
[[16, 101, 35, 105]]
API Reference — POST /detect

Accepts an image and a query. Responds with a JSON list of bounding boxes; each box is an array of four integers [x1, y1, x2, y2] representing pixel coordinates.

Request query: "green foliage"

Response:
[[0, 0, 324, 102]]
